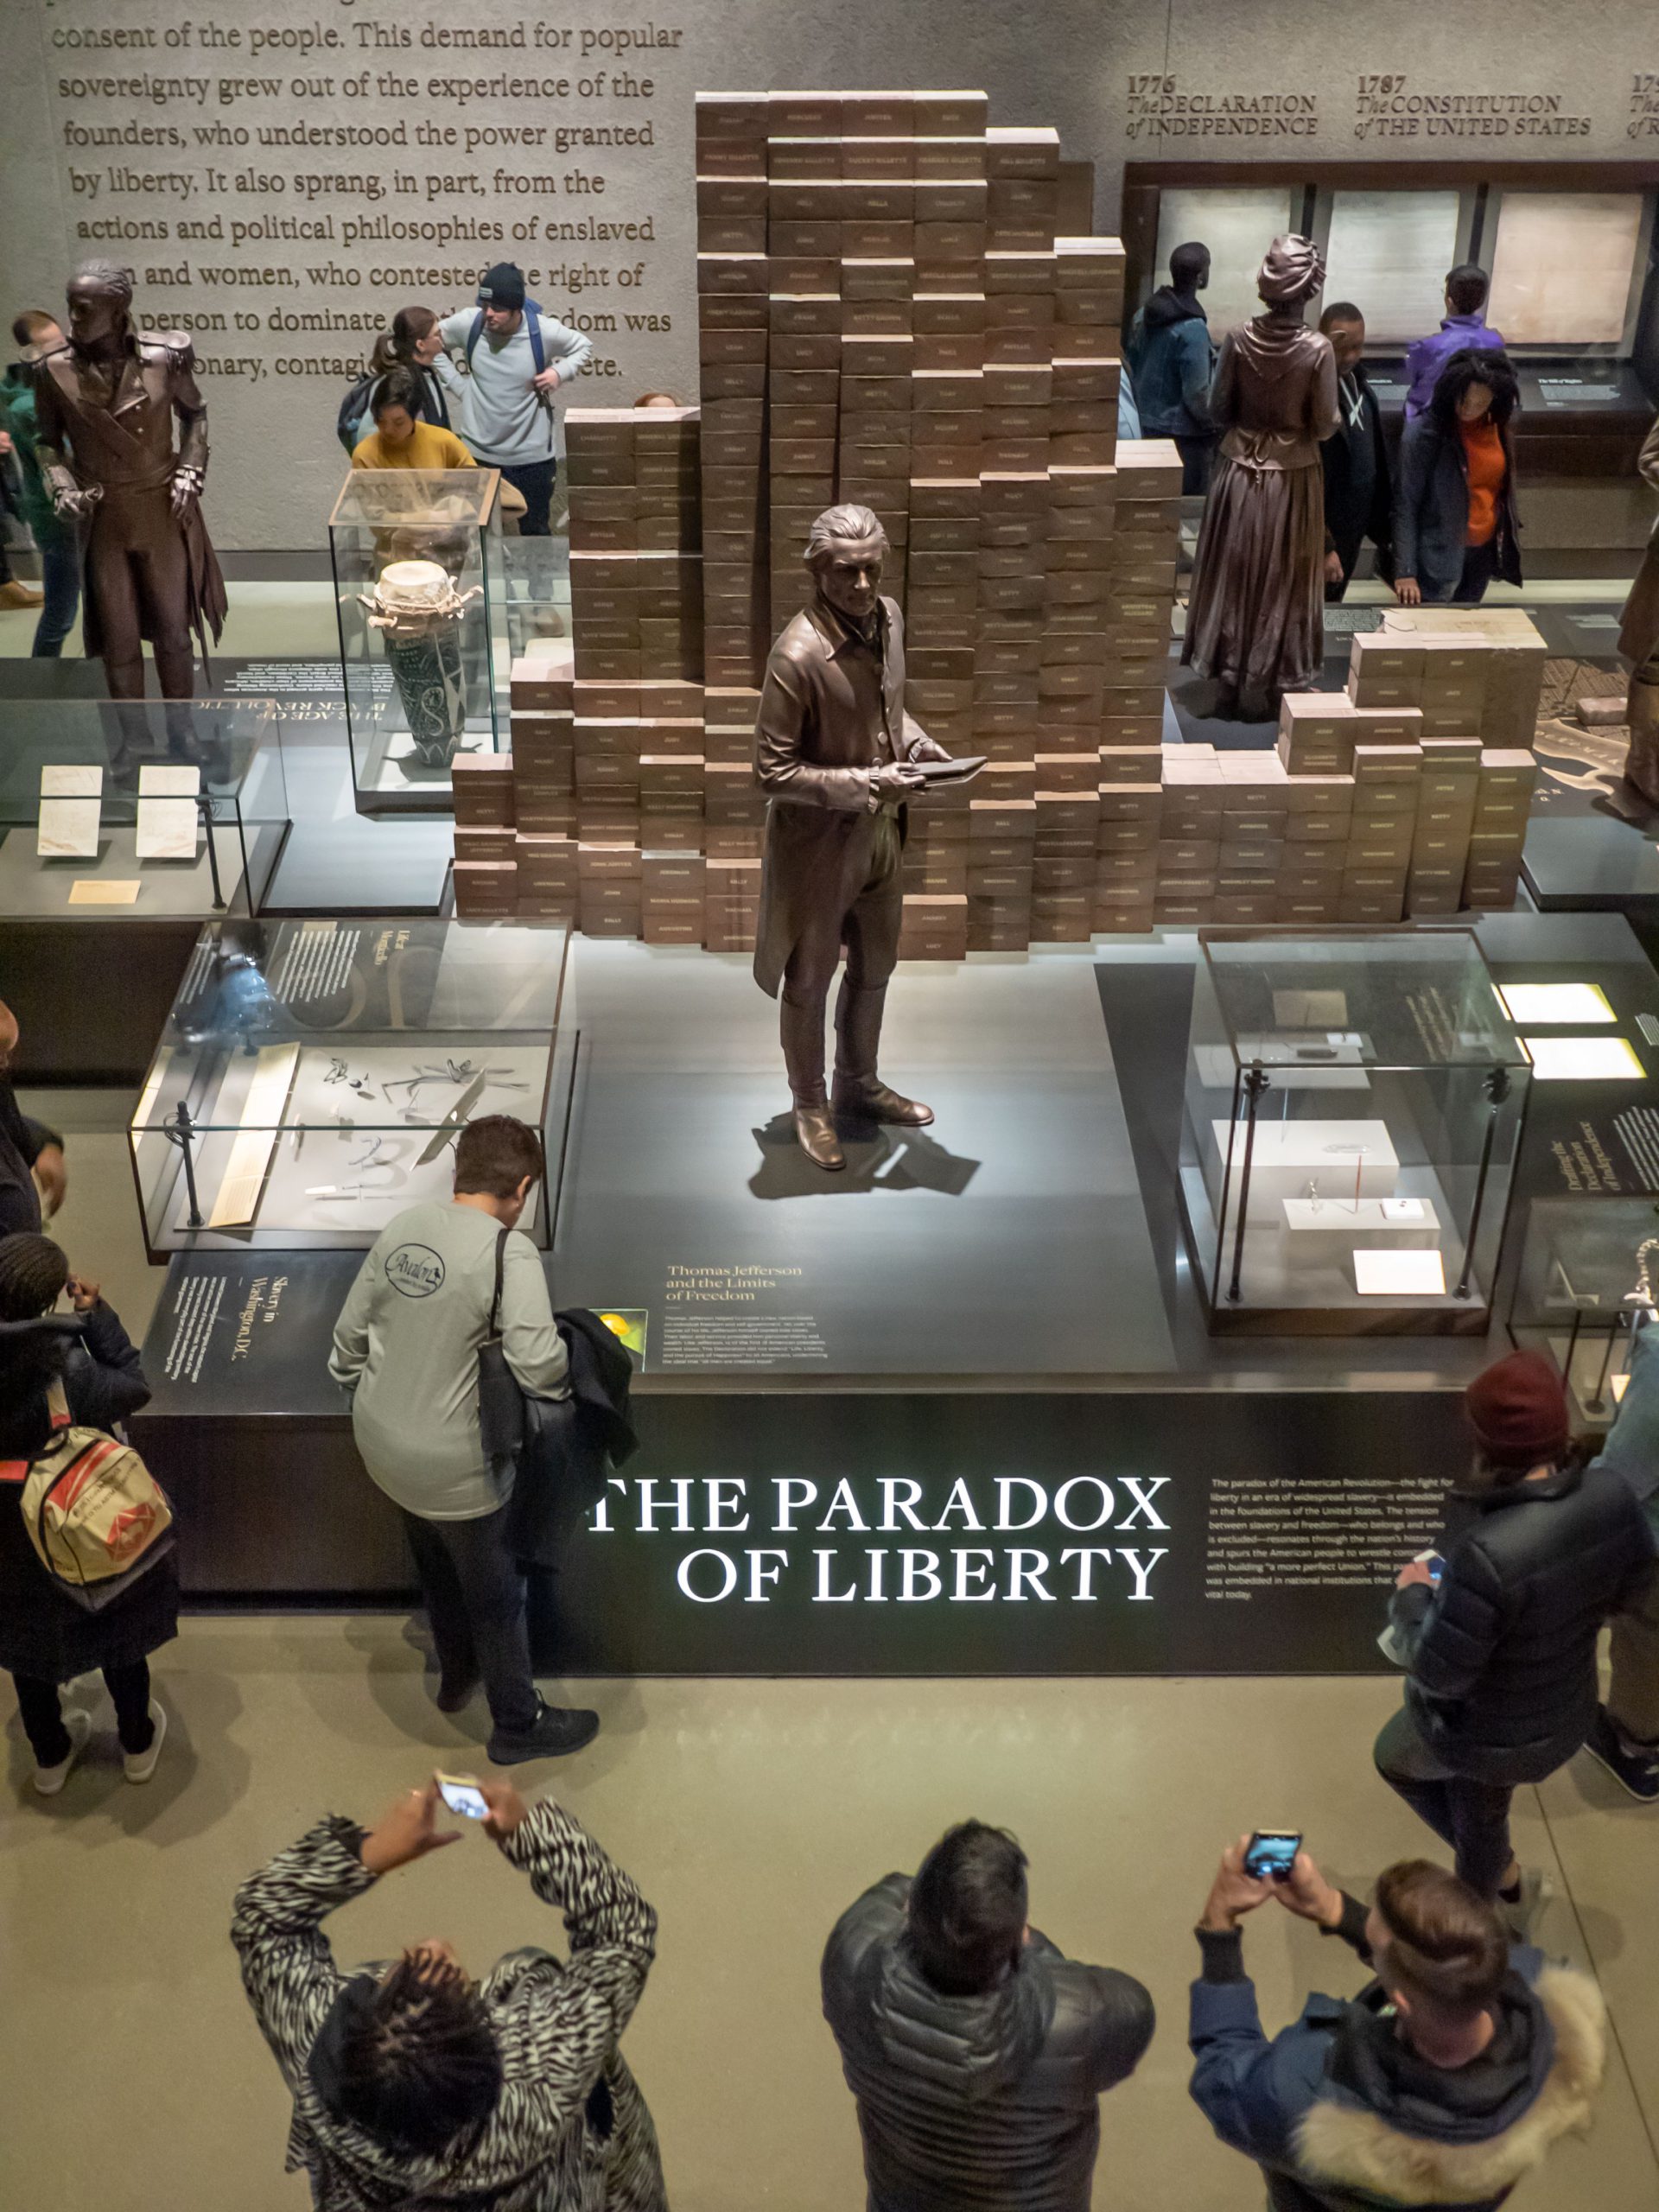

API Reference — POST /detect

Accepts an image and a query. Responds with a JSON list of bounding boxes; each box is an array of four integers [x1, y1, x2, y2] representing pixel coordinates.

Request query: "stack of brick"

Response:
[[1261, 615, 1545, 922], [566, 404, 702, 937], [696, 93, 771, 690]]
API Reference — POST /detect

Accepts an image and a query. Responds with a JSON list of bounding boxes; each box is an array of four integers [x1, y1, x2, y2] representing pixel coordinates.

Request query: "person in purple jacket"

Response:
[[1402, 265, 1506, 420]]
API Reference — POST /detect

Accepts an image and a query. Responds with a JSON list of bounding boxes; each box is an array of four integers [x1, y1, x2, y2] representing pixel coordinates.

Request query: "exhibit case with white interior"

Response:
[[128, 917, 574, 1261], [329, 467, 512, 814], [1179, 930, 1530, 1334], [1508, 1195, 1659, 1423], [0, 696, 289, 918]]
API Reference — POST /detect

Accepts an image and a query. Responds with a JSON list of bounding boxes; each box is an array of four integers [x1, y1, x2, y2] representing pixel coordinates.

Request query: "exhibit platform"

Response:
[[130, 909, 1659, 1675]]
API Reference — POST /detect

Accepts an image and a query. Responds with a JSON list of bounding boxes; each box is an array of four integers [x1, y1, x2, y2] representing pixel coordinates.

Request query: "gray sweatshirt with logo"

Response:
[[328, 1199, 569, 1519]]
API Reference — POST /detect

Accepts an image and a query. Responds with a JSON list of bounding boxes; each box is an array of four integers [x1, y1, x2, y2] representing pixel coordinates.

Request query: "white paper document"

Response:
[[37, 799, 102, 860], [134, 798, 200, 861], [1353, 1249, 1448, 1297]]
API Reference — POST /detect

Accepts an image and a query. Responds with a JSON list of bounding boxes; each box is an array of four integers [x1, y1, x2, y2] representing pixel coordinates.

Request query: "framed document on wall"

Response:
[[1487, 191, 1649, 349]]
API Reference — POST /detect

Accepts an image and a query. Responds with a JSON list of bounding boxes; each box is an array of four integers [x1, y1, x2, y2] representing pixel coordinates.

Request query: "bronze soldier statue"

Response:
[[753, 505, 954, 1173], [34, 260, 227, 723]]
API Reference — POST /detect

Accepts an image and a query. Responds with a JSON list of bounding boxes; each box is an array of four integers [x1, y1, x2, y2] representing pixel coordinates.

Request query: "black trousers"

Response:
[[1374, 1704, 1515, 1897], [12, 1662, 153, 1766], [400, 1503, 538, 1735], [500, 457, 557, 537]]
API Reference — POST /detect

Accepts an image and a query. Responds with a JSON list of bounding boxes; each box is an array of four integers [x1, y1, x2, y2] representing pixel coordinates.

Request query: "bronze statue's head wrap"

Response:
[[66, 258, 137, 353], [1255, 235, 1325, 309]]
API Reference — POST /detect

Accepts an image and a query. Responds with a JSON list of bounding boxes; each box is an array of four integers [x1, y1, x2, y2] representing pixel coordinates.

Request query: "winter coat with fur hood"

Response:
[[1188, 1895, 1605, 2212]]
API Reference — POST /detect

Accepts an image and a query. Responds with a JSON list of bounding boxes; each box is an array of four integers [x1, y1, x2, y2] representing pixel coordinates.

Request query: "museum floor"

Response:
[[0, 1626, 1654, 2211]]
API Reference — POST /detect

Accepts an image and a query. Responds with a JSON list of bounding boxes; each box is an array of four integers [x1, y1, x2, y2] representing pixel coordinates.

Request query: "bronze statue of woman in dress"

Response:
[[1181, 236, 1338, 722]]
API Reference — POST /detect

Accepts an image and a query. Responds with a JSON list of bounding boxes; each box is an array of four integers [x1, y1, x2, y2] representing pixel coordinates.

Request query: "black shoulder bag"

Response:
[[477, 1227, 528, 1464]]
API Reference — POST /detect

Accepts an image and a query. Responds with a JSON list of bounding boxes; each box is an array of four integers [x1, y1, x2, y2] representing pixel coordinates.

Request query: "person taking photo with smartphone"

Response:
[[232, 1774, 665, 2211], [1188, 1835, 1606, 2212]]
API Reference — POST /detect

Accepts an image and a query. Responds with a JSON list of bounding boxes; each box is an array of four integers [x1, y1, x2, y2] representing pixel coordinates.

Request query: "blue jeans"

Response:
[[500, 456, 558, 537], [32, 537, 79, 657]]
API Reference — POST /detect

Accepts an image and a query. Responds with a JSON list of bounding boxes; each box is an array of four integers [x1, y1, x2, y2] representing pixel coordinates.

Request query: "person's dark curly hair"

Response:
[[332, 1953, 502, 2157], [1429, 346, 1520, 436]]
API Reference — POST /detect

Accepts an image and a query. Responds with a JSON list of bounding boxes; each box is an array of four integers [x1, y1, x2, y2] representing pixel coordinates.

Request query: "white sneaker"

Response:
[[33, 1711, 91, 1797], [123, 1702, 167, 1785]]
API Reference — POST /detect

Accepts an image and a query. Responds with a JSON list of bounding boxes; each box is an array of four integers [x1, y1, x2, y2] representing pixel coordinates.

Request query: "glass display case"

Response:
[[0, 696, 289, 918], [329, 467, 512, 814], [499, 528, 571, 665], [1508, 1195, 1659, 1424], [1179, 930, 1531, 1334], [129, 917, 575, 1259]]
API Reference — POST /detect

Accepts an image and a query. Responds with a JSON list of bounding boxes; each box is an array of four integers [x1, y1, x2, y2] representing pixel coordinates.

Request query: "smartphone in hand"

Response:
[[435, 1771, 491, 1821], [1243, 1829, 1303, 1881]]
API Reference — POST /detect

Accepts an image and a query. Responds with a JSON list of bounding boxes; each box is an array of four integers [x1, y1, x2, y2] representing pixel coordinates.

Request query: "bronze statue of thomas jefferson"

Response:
[[753, 504, 953, 1173]]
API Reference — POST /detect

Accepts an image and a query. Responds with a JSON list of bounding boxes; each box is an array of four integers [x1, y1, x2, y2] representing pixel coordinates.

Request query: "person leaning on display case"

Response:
[[1394, 349, 1522, 609], [1617, 410, 1659, 807], [2, 311, 79, 652], [1402, 264, 1507, 423], [1179, 235, 1339, 721], [350, 366, 478, 474], [328, 1115, 594, 1768], [31, 259, 226, 710], [1318, 302, 1393, 603]]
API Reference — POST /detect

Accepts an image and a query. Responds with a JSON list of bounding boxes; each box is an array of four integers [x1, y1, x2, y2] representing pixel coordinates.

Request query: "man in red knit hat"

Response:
[[1373, 1351, 1654, 1920]]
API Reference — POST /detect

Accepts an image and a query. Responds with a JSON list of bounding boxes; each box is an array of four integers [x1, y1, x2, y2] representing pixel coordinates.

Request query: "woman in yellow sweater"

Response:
[[352, 366, 475, 472]]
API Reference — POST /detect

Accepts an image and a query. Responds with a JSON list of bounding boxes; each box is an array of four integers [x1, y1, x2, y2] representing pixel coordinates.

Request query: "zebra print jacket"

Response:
[[231, 1801, 666, 2212]]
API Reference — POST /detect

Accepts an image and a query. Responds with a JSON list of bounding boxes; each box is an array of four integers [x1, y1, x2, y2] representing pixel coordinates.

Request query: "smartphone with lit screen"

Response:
[[1243, 1829, 1302, 1881], [435, 1771, 491, 1821]]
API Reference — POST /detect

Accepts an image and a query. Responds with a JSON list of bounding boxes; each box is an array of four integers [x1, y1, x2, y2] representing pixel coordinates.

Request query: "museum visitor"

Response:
[[1, 311, 79, 654], [1402, 264, 1508, 422], [435, 264, 594, 537], [350, 367, 478, 475], [1394, 350, 1523, 607]]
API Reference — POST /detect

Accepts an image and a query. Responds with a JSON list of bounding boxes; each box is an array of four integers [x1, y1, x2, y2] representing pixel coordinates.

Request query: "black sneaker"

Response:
[[487, 1700, 600, 1765], [1583, 1707, 1659, 1803], [435, 1673, 480, 1714]]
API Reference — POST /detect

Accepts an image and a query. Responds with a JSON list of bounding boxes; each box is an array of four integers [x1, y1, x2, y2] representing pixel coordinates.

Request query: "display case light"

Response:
[[1497, 982, 1615, 1025], [1523, 1035, 1644, 1081], [1353, 1249, 1448, 1297]]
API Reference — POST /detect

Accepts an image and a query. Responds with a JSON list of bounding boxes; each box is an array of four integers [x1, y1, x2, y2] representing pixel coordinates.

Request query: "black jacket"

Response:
[[0, 1081, 60, 1243], [1320, 365, 1393, 582], [0, 1300, 177, 1681], [1395, 1464, 1655, 1783], [506, 1306, 639, 1568], [823, 1873, 1154, 2212], [1394, 414, 1522, 600]]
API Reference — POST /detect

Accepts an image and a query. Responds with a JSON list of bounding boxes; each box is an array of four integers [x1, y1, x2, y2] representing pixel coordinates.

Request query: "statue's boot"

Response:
[[781, 995, 845, 1172], [830, 981, 933, 1125], [1624, 680, 1659, 809]]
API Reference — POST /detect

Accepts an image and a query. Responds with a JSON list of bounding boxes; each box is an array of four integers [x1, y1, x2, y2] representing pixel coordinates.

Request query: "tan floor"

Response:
[[1, 1620, 1656, 2210]]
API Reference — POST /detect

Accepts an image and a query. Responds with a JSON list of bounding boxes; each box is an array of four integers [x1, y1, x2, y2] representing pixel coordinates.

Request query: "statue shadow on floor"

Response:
[[748, 1113, 982, 1200]]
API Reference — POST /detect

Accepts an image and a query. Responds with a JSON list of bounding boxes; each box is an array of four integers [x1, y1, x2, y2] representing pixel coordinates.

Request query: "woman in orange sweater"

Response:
[[1394, 349, 1522, 606]]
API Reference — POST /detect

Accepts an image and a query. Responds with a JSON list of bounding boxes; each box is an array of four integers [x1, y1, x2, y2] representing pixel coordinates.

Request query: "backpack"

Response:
[[21, 1412, 175, 1611], [337, 372, 378, 454]]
